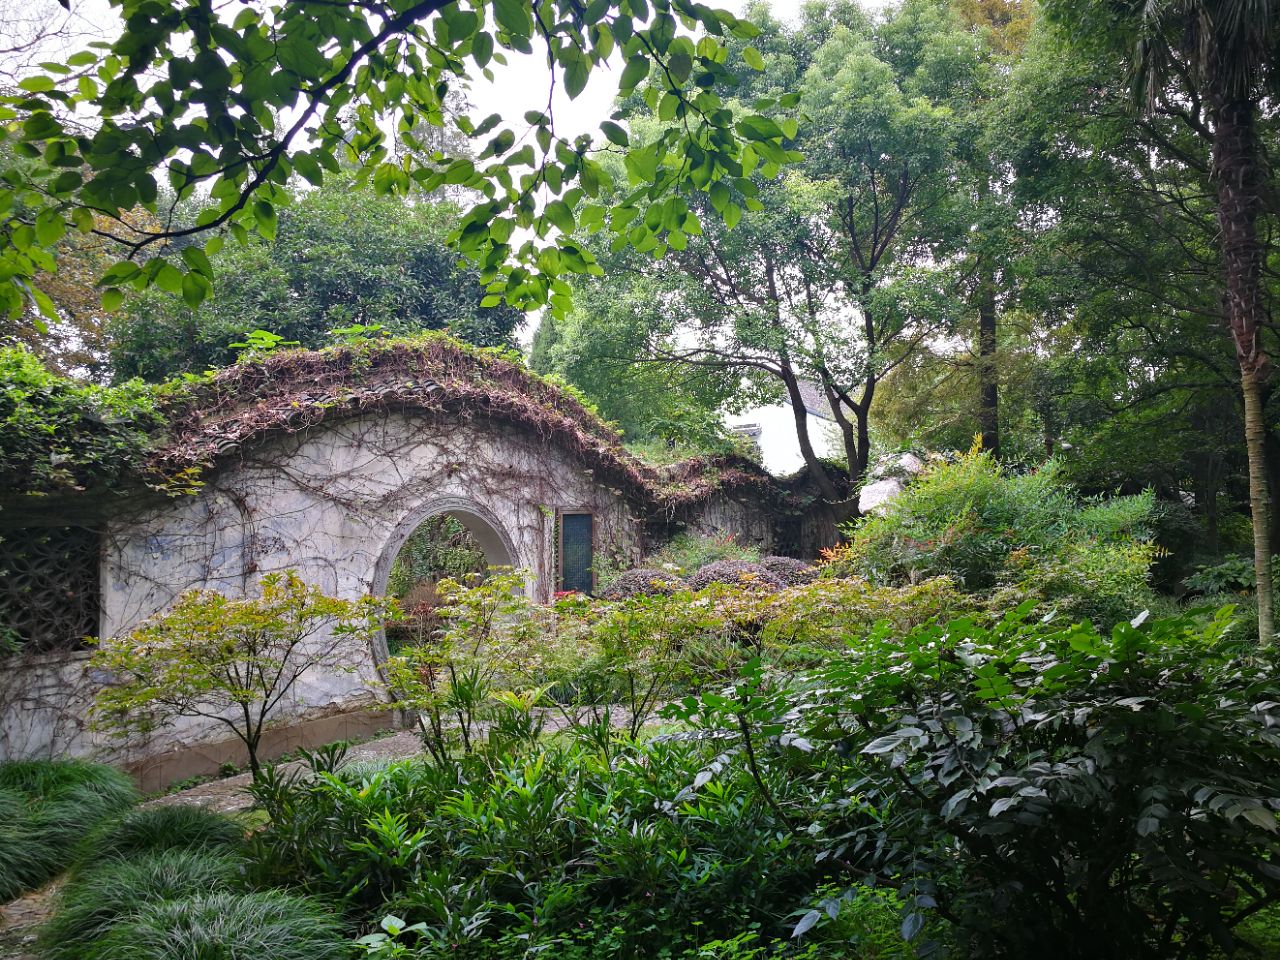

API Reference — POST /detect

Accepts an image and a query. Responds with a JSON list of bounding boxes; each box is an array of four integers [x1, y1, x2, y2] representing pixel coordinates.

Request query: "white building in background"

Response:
[[726, 380, 842, 476]]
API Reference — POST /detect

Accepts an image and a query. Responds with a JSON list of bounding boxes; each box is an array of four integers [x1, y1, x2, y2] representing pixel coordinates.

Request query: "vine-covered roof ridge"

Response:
[[156, 335, 786, 512], [2, 335, 788, 524]]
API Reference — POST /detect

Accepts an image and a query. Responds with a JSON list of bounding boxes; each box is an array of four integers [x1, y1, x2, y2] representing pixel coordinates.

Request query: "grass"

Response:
[[88, 890, 351, 960], [72, 804, 245, 871], [39, 850, 244, 960], [0, 760, 138, 902]]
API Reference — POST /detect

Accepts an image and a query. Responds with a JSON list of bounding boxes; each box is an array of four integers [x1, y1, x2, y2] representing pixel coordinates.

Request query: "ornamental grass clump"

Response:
[[0, 760, 139, 902], [88, 890, 349, 960], [72, 804, 244, 873], [39, 849, 244, 960]]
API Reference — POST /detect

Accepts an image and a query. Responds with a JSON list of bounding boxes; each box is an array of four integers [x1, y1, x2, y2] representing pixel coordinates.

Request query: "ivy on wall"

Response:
[[0, 333, 789, 526]]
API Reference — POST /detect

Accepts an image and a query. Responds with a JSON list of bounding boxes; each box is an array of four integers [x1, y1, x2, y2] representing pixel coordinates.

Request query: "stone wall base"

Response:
[[126, 706, 405, 793]]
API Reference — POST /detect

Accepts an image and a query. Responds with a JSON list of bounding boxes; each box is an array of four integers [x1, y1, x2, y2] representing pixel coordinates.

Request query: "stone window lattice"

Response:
[[0, 527, 100, 654]]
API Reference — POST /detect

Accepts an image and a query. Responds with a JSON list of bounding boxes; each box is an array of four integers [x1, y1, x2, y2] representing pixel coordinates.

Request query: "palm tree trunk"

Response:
[[1213, 94, 1275, 644], [1242, 366, 1275, 642]]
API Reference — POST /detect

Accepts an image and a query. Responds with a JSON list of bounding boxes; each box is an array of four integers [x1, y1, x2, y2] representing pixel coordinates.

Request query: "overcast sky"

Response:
[[466, 0, 818, 142], [9, 0, 823, 144]]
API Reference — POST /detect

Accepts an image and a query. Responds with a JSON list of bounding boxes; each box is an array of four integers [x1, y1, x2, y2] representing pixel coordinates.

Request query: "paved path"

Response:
[[144, 729, 426, 814]]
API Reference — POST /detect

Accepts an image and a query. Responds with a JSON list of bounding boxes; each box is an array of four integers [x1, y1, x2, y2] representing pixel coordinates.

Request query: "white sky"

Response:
[[465, 0, 816, 142]]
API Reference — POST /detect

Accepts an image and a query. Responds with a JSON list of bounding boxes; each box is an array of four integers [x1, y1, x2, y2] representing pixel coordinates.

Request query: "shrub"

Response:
[[758, 576, 973, 659], [671, 605, 1280, 957], [1185, 554, 1280, 596], [90, 890, 350, 960], [381, 569, 546, 765], [90, 571, 393, 779], [687, 560, 785, 592], [832, 447, 1157, 628], [72, 804, 244, 870], [641, 533, 760, 576], [757, 556, 818, 586], [0, 760, 138, 902], [598, 567, 686, 599], [39, 850, 243, 960], [249, 739, 830, 955]]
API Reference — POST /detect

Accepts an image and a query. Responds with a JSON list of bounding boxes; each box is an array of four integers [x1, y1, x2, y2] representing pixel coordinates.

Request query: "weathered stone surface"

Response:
[[2, 409, 776, 783]]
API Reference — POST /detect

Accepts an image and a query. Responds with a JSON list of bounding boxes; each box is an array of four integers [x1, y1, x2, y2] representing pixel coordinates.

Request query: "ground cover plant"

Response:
[[37, 794, 352, 960], [39, 849, 246, 960], [70, 804, 245, 872], [0, 759, 138, 901]]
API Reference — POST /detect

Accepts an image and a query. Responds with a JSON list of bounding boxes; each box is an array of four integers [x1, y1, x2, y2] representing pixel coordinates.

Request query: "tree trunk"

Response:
[[1213, 94, 1275, 644], [977, 265, 1000, 458], [780, 367, 843, 504], [1242, 366, 1275, 642]]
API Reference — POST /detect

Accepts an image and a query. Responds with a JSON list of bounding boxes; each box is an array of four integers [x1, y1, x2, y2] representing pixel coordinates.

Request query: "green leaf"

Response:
[[101, 287, 124, 311], [253, 200, 278, 240], [736, 115, 783, 142], [181, 271, 211, 308], [619, 55, 649, 91], [19, 75, 55, 93], [472, 31, 495, 67], [742, 46, 764, 71], [155, 263, 184, 294], [494, 0, 531, 37], [34, 209, 66, 246], [600, 121, 629, 147], [668, 52, 692, 83], [564, 56, 589, 100], [545, 200, 575, 234]]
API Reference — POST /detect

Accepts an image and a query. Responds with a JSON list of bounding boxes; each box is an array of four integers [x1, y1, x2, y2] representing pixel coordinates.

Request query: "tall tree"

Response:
[[572, 0, 982, 513], [1042, 0, 1278, 642], [108, 178, 522, 381]]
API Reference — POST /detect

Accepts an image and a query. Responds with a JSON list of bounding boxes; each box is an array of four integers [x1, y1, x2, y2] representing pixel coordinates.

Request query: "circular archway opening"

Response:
[[382, 508, 516, 655]]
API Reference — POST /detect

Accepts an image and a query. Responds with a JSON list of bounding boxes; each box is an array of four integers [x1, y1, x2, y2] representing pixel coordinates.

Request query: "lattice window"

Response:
[[558, 512, 595, 595], [0, 527, 100, 654]]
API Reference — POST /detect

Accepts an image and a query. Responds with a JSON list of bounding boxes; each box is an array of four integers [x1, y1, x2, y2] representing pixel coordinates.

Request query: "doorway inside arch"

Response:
[[384, 510, 510, 654]]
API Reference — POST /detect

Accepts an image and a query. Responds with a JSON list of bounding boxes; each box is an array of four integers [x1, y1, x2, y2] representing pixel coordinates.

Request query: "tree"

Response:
[[572, 0, 981, 513], [108, 178, 523, 381], [1041, 0, 1279, 643], [90, 571, 392, 779], [529, 252, 740, 449], [0, 0, 791, 324]]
